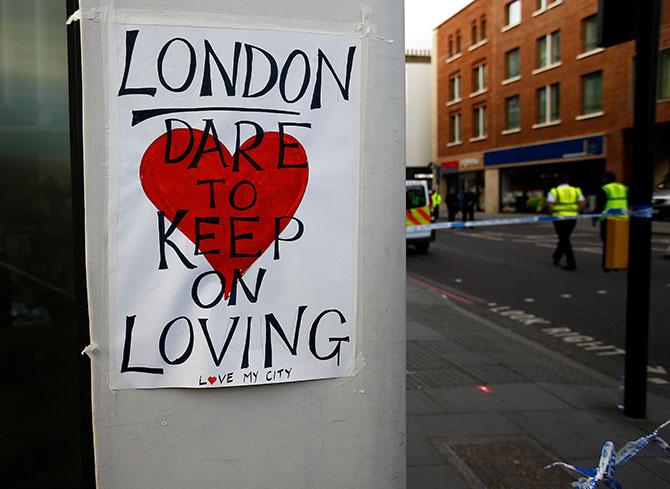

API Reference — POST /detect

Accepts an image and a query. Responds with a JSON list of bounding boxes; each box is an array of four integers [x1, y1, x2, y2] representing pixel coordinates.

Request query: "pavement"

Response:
[[406, 275, 670, 489]]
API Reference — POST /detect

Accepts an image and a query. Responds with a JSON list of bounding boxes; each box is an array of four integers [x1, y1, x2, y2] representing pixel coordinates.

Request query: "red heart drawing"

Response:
[[140, 127, 309, 297], [207, 376, 217, 385]]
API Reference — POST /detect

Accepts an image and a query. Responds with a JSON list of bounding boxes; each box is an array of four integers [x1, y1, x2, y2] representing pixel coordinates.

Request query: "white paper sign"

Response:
[[107, 24, 359, 389]]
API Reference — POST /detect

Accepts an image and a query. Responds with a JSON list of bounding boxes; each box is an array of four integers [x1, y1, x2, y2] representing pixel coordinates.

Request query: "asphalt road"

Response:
[[407, 218, 670, 396]]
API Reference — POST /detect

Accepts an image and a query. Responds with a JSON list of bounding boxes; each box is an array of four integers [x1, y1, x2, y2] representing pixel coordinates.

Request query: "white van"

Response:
[[406, 180, 435, 252]]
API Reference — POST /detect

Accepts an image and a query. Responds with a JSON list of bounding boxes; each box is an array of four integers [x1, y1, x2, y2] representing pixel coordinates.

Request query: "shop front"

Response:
[[484, 135, 606, 213], [438, 153, 485, 211]]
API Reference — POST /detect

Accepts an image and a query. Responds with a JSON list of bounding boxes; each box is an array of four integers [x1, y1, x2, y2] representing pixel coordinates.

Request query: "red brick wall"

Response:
[[435, 0, 670, 182]]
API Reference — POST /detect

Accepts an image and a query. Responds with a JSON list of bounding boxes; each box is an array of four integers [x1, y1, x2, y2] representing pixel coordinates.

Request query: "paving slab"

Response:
[[502, 409, 649, 460], [424, 383, 573, 414], [407, 389, 443, 416], [407, 464, 470, 489]]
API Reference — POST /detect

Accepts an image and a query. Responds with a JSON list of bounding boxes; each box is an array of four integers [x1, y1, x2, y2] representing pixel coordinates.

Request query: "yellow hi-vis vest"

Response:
[[550, 185, 583, 216], [431, 192, 442, 208], [602, 182, 629, 219]]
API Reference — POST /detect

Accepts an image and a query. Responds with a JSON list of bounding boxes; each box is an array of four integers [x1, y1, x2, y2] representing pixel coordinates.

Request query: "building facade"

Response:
[[405, 49, 434, 182], [434, 0, 670, 213]]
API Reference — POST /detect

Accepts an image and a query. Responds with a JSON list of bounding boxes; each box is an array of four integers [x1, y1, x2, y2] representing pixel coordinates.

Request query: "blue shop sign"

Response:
[[483, 135, 604, 167]]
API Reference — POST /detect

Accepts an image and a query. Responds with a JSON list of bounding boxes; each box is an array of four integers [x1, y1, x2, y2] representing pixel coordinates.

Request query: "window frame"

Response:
[[504, 0, 522, 29], [582, 14, 599, 54], [471, 104, 488, 139], [581, 70, 604, 115], [448, 72, 462, 103], [504, 47, 521, 81], [471, 62, 488, 95], [534, 0, 562, 16], [505, 95, 521, 131], [535, 83, 561, 126], [449, 112, 462, 145], [535, 30, 561, 71]]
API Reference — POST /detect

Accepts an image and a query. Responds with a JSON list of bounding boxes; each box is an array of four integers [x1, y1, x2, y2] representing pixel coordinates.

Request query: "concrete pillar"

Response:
[[484, 168, 499, 213], [79, 1, 405, 487]]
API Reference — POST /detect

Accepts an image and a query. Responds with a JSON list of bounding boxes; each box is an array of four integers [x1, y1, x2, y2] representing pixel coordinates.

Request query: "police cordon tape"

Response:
[[406, 206, 654, 235], [546, 419, 670, 489]]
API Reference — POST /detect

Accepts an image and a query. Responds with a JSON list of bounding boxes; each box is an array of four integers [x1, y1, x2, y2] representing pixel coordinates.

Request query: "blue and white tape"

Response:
[[545, 419, 670, 489], [406, 209, 645, 235]]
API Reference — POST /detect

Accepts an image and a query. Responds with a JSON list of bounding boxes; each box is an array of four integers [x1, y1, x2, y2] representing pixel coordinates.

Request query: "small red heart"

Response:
[[207, 376, 217, 385], [140, 128, 309, 297]]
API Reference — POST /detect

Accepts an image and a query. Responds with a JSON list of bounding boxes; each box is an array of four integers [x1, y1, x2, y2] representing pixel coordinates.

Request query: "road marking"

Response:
[[597, 290, 608, 295], [560, 293, 572, 299], [406, 274, 475, 305], [485, 304, 665, 380], [454, 278, 463, 283], [523, 298, 535, 303], [453, 232, 504, 241]]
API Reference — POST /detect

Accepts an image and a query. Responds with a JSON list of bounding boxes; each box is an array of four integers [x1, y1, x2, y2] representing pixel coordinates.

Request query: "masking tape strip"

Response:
[[81, 343, 100, 358]]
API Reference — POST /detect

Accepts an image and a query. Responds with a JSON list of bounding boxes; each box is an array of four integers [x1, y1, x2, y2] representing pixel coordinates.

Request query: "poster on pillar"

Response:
[[105, 23, 360, 389]]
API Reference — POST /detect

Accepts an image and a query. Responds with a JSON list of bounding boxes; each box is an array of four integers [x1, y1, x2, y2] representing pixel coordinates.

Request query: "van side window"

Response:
[[406, 186, 427, 208]]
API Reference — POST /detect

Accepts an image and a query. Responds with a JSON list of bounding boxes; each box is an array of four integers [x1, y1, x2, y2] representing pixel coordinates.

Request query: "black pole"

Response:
[[66, 0, 96, 485], [624, 0, 661, 418]]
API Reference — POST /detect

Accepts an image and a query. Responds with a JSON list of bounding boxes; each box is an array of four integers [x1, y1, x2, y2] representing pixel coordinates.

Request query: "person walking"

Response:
[[446, 188, 460, 222], [546, 174, 586, 270], [462, 187, 477, 222], [594, 171, 628, 271]]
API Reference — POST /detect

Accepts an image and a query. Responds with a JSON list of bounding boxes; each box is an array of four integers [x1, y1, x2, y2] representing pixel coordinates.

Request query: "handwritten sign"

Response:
[[108, 24, 359, 388]]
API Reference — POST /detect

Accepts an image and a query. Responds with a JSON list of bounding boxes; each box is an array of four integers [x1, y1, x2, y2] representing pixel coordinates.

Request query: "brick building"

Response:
[[433, 0, 670, 213]]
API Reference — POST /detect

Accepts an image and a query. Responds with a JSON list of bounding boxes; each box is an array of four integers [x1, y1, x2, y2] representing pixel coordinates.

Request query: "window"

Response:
[[536, 0, 561, 12], [536, 83, 560, 123], [480, 15, 487, 40], [506, 95, 521, 130], [505, 0, 522, 28], [449, 113, 462, 143], [473, 105, 487, 138], [449, 73, 461, 102], [471, 20, 478, 45], [505, 48, 521, 80], [456, 30, 462, 53], [472, 62, 487, 93], [406, 186, 427, 209], [582, 15, 599, 53], [582, 71, 603, 114], [537, 30, 560, 69], [448, 35, 454, 58]]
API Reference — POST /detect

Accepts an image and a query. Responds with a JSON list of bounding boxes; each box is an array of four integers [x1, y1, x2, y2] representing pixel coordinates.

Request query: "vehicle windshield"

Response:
[[406, 186, 426, 209]]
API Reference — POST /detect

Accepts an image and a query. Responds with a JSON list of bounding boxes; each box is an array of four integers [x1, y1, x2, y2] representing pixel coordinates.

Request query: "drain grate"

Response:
[[432, 435, 575, 489]]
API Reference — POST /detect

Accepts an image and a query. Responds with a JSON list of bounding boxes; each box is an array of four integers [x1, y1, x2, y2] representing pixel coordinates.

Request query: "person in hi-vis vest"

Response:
[[546, 174, 586, 271], [594, 171, 628, 271]]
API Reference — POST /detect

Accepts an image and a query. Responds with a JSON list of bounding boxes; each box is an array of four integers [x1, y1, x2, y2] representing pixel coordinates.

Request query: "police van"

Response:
[[406, 180, 435, 252]]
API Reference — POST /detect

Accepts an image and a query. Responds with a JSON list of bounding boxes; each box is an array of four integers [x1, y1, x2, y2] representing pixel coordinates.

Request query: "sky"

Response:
[[405, 0, 473, 50]]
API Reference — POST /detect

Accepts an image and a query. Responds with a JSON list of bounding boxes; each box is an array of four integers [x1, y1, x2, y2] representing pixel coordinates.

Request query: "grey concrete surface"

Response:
[[406, 277, 670, 489]]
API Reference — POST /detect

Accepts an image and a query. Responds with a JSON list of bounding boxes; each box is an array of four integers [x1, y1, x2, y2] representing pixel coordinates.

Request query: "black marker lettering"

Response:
[[118, 30, 157, 96], [157, 210, 197, 270]]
